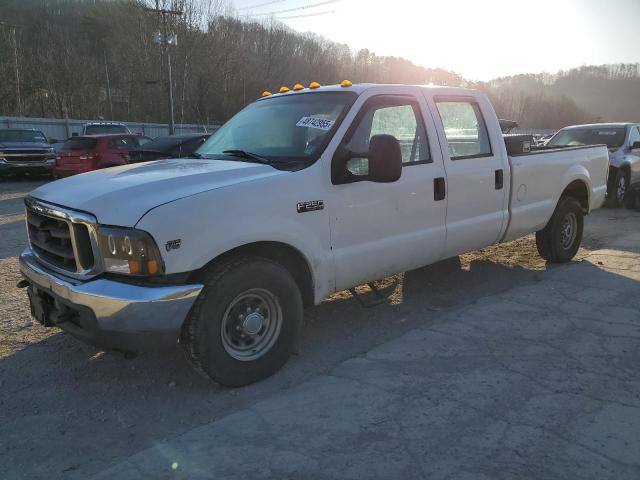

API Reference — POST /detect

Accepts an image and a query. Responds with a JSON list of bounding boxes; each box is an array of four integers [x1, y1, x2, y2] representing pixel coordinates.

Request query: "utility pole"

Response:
[[145, 2, 182, 135], [103, 50, 114, 119], [1, 21, 22, 116]]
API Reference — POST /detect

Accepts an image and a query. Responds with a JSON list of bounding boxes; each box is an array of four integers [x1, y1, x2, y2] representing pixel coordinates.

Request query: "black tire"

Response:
[[180, 256, 303, 387], [607, 168, 629, 208], [535, 197, 584, 263]]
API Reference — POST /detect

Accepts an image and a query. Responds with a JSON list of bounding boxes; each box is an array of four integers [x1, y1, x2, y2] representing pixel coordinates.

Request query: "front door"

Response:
[[328, 92, 448, 292]]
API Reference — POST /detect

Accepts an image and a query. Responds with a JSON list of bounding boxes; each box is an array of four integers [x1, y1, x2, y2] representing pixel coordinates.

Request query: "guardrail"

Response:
[[0, 116, 221, 141]]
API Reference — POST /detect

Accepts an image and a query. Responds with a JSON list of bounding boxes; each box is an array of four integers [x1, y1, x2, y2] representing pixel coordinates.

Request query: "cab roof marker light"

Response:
[[262, 91, 272, 97], [340, 79, 353, 87], [293, 83, 304, 91], [279, 86, 291, 93], [309, 81, 321, 89]]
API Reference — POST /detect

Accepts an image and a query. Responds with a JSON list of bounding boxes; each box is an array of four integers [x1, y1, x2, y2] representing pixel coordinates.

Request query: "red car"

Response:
[[53, 134, 150, 178]]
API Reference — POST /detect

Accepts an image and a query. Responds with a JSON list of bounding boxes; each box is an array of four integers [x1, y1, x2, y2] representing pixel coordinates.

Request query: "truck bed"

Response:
[[501, 144, 609, 242]]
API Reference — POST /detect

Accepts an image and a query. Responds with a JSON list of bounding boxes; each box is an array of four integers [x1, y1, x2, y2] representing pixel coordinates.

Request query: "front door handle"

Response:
[[434, 177, 445, 201], [495, 169, 504, 190]]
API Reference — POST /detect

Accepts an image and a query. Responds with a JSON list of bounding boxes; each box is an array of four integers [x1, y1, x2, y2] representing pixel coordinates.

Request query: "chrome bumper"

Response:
[[19, 248, 203, 349]]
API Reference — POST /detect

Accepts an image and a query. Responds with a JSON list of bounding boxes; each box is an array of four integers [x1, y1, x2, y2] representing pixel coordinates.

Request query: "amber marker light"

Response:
[[147, 260, 159, 275], [340, 79, 353, 87], [262, 91, 272, 97], [293, 83, 304, 91], [279, 86, 290, 93], [309, 81, 321, 89]]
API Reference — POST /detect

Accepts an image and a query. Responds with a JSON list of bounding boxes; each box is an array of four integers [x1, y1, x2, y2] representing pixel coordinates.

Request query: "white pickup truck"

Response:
[[19, 83, 608, 386]]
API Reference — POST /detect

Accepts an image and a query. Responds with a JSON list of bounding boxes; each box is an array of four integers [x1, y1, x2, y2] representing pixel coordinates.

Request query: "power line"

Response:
[[275, 9, 337, 19], [237, 0, 287, 10], [250, 0, 342, 16]]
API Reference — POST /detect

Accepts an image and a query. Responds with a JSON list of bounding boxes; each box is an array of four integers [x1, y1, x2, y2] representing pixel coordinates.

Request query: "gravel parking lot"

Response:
[[1, 178, 639, 479]]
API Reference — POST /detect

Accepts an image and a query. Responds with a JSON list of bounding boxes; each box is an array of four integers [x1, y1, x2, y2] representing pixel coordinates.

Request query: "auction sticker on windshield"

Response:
[[296, 117, 335, 131]]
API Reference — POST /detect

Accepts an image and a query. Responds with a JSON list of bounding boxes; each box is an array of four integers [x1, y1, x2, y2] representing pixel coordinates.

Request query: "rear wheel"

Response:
[[181, 256, 303, 387], [535, 197, 583, 263]]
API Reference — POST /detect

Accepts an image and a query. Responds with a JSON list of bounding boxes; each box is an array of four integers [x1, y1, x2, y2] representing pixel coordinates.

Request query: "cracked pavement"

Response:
[[93, 249, 640, 480]]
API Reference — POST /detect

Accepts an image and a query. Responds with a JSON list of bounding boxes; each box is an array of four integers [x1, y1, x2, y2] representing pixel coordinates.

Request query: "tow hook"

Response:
[[16, 279, 30, 289]]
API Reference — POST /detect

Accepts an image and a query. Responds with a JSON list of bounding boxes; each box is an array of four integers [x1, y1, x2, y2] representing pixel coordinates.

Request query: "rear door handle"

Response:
[[434, 177, 445, 201], [495, 169, 504, 190]]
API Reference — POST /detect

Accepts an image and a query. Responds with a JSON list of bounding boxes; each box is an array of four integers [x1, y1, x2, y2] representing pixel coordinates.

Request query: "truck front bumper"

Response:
[[19, 248, 203, 351], [0, 159, 54, 175]]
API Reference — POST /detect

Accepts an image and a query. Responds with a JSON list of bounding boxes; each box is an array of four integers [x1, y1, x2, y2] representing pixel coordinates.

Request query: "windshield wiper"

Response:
[[222, 150, 271, 165]]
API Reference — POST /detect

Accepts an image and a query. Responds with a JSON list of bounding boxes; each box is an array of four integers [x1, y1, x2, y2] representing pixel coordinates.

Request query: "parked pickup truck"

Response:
[[0, 128, 56, 177], [19, 83, 608, 386]]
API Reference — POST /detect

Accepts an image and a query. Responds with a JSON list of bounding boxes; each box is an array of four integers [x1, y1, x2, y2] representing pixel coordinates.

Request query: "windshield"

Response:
[[197, 92, 355, 163], [0, 129, 47, 143], [84, 124, 129, 135], [547, 127, 626, 149]]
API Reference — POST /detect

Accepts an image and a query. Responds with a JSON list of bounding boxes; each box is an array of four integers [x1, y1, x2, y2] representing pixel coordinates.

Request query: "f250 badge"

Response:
[[165, 239, 182, 252], [297, 200, 324, 213]]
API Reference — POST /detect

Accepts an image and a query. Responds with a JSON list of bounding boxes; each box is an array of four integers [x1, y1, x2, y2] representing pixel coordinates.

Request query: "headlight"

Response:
[[96, 227, 164, 276]]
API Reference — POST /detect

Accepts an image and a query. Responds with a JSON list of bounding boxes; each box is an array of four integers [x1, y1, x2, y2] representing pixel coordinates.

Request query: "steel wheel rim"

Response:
[[221, 288, 282, 361], [617, 176, 626, 203], [560, 212, 578, 250]]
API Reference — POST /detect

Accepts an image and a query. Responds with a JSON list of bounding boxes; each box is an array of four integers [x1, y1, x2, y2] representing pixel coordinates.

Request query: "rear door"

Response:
[[426, 93, 509, 257], [329, 89, 448, 291]]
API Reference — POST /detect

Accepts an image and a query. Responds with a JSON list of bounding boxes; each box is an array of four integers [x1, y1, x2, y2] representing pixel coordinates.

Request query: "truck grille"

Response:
[[25, 198, 99, 277], [27, 210, 77, 271], [4, 152, 52, 162]]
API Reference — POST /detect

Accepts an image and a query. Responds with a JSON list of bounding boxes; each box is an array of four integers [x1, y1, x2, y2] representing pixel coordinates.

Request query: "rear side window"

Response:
[[435, 99, 492, 159], [61, 138, 97, 151]]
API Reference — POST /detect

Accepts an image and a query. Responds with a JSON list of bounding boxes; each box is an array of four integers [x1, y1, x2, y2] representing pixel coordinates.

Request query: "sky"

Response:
[[231, 0, 640, 81]]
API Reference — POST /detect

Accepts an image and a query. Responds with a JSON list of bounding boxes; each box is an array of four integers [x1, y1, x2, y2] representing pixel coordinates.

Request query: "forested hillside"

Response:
[[1, 0, 639, 129], [482, 64, 640, 128]]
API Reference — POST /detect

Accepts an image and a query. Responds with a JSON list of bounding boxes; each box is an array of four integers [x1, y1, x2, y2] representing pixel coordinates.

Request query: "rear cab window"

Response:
[[435, 97, 492, 159], [84, 124, 129, 135]]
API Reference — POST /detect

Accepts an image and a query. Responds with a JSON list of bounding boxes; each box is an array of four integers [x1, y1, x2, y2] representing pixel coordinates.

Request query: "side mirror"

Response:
[[367, 134, 402, 183], [332, 134, 402, 184], [631, 141, 640, 150]]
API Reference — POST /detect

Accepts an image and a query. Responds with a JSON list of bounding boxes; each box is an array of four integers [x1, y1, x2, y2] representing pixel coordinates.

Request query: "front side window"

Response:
[[435, 99, 492, 159], [197, 92, 355, 166], [628, 126, 640, 149], [343, 98, 430, 176]]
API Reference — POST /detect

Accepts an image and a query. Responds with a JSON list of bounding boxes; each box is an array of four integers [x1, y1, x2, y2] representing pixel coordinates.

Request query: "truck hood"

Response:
[[0, 142, 51, 151], [30, 158, 286, 226]]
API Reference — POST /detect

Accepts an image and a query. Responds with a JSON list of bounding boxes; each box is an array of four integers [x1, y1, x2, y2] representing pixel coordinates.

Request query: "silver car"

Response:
[[546, 123, 640, 206]]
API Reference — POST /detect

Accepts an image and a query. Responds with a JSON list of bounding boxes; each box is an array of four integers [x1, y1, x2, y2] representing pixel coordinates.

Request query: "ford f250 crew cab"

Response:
[[18, 83, 609, 386]]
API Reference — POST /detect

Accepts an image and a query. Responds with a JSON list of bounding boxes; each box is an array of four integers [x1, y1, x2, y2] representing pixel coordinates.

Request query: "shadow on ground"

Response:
[[0, 254, 560, 479]]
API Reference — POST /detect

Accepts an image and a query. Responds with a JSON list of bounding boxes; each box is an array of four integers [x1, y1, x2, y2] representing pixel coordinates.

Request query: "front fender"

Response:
[[135, 173, 334, 302]]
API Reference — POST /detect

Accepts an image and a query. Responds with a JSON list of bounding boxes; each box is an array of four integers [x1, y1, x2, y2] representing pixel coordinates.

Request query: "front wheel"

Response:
[[607, 169, 629, 208], [535, 197, 584, 263], [181, 257, 303, 387]]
